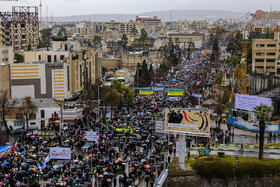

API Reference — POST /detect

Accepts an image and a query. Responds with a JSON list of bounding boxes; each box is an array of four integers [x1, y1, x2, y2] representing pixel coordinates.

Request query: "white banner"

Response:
[[84, 131, 98, 142], [235, 94, 272, 111], [49, 147, 71, 160]]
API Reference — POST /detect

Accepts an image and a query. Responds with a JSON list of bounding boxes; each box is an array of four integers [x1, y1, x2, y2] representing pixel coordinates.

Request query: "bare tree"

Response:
[[0, 90, 15, 134], [20, 97, 37, 130]]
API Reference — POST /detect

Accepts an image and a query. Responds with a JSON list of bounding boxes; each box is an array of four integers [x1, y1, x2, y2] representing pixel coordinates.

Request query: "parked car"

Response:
[[10, 129, 26, 135]]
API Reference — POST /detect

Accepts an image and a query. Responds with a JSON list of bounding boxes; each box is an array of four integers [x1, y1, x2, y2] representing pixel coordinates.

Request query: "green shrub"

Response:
[[218, 148, 224, 151], [217, 152, 225, 157], [191, 160, 234, 179], [235, 161, 269, 178]]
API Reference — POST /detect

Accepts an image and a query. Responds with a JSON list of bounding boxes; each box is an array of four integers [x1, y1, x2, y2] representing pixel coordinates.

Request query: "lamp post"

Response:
[[97, 85, 103, 123]]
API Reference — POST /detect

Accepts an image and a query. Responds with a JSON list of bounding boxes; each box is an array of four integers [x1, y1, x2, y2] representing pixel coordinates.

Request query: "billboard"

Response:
[[84, 131, 98, 142], [235, 94, 272, 111], [164, 109, 210, 136], [49, 147, 71, 160]]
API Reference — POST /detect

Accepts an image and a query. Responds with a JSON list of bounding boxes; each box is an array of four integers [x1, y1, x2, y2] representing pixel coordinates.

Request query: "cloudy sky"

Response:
[[0, 0, 278, 17]]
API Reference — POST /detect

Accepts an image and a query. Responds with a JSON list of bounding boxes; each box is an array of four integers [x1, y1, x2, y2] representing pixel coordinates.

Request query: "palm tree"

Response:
[[253, 104, 272, 160]]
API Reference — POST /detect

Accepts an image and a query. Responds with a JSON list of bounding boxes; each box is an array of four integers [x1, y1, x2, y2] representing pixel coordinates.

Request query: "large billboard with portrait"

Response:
[[164, 109, 210, 136], [235, 94, 271, 111]]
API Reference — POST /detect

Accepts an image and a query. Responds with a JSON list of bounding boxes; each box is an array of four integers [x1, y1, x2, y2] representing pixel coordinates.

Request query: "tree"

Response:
[[187, 41, 195, 60], [253, 104, 272, 160], [20, 97, 37, 130], [40, 28, 52, 49], [14, 53, 24, 63], [93, 36, 102, 50], [131, 26, 138, 35], [211, 37, 220, 62], [0, 90, 15, 134], [118, 34, 128, 52]]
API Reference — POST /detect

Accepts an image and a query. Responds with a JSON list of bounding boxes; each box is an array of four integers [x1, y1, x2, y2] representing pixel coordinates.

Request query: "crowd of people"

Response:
[[0, 51, 214, 186]]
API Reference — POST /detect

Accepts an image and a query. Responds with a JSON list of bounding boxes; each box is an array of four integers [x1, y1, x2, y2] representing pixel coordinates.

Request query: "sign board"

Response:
[[164, 108, 210, 136], [49, 147, 71, 160], [235, 94, 272, 111], [84, 131, 98, 142]]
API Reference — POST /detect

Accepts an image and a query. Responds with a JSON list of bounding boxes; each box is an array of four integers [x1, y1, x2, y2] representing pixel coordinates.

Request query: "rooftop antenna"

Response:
[[46, 6, 48, 25], [51, 11, 53, 24], [39, 0, 42, 24]]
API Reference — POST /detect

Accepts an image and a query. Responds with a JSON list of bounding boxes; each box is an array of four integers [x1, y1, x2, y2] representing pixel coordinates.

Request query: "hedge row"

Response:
[[191, 159, 280, 179]]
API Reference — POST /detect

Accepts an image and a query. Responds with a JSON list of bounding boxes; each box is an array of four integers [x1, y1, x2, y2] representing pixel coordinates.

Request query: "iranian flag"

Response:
[[12, 141, 18, 152]]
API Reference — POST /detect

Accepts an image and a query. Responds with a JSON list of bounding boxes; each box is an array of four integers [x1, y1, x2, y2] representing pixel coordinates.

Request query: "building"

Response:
[[0, 46, 14, 64], [10, 63, 69, 101], [122, 52, 162, 70], [0, 6, 39, 51], [252, 32, 280, 75], [166, 32, 204, 49], [0, 98, 60, 130], [69, 49, 102, 94], [102, 56, 122, 71], [21, 50, 69, 63], [136, 16, 162, 27], [0, 64, 10, 97]]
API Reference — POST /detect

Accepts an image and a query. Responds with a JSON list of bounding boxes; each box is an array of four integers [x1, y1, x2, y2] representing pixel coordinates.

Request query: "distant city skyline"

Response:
[[0, 0, 279, 17]]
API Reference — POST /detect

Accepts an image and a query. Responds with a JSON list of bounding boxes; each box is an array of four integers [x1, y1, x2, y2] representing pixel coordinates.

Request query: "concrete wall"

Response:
[[165, 173, 280, 187]]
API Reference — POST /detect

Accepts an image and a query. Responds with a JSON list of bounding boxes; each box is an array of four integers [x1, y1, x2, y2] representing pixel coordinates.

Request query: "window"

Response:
[[267, 53, 276, 56], [255, 59, 264, 62], [256, 44, 265, 47], [267, 66, 275, 69], [38, 55, 41, 60], [41, 110, 45, 118], [47, 55, 52, 62], [54, 55, 57, 62], [256, 53, 264, 56], [60, 55, 65, 61], [14, 122, 25, 129], [30, 122, 36, 126], [267, 44, 276, 47], [267, 59, 275, 62], [16, 114, 23, 119], [256, 66, 264, 69]]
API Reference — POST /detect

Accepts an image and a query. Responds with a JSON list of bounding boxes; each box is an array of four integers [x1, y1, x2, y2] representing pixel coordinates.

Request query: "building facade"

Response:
[[0, 6, 39, 51], [0, 46, 14, 64], [252, 32, 280, 75], [10, 63, 69, 101]]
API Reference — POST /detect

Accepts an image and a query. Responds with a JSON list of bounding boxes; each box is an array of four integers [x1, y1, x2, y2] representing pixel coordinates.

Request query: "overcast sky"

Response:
[[0, 0, 278, 17]]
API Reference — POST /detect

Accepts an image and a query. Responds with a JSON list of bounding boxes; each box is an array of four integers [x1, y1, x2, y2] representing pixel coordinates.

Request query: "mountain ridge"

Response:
[[45, 10, 244, 22]]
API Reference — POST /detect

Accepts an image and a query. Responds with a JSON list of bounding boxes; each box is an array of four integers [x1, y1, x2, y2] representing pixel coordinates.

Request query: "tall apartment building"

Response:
[[252, 32, 280, 75], [0, 6, 39, 51], [69, 49, 102, 94], [0, 46, 14, 64]]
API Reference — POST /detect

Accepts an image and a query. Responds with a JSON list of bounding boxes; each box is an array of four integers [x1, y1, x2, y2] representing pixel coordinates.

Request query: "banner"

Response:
[[49, 147, 71, 160], [235, 94, 272, 111], [139, 90, 153, 95], [84, 131, 98, 142], [164, 108, 210, 136], [168, 90, 184, 96], [116, 128, 132, 132]]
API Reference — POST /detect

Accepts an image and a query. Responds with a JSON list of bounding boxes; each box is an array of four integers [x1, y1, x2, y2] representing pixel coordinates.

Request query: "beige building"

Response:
[[252, 32, 280, 74], [122, 52, 162, 70], [69, 49, 102, 94], [102, 57, 122, 71], [0, 64, 10, 98], [20, 50, 69, 63], [0, 46, 14, 64]]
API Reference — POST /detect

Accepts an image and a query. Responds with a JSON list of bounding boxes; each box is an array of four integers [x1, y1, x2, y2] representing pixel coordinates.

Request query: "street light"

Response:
[[97, 85, 103, 123]]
